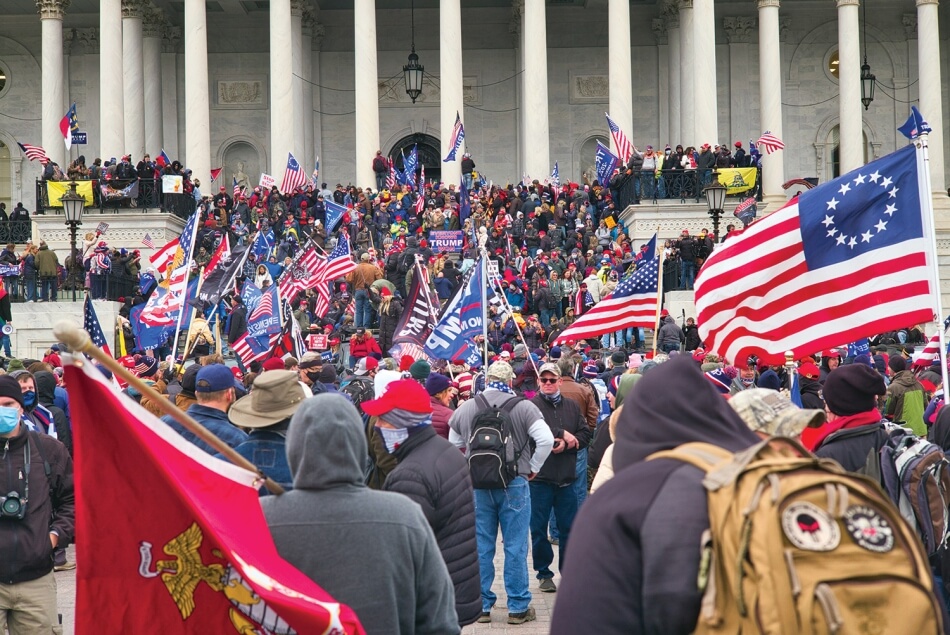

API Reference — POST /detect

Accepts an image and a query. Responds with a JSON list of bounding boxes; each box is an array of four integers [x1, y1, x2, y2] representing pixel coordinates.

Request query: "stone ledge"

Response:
[[9, 300, 121, 360]]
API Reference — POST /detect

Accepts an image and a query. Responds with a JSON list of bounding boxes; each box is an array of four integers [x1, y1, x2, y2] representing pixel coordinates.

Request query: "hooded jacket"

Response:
[[261, 395, 458, 635], [551, 357, 758, 634], [657, 315, 684, 347], [885, 370, 927, 436], [384, 425, 481, 627], [33, 371, 70, 455]]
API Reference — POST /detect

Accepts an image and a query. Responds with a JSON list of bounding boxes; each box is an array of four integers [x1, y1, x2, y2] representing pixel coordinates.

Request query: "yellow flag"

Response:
[[716, 168, 758, 195], [46, 180, 95, 207]]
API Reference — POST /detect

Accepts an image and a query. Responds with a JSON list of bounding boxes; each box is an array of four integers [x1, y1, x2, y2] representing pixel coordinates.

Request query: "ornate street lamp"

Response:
[[403, 0, 424, 103], [60, 181, 85, 301], [860, 0, 875, 110], [704, 178, 727, 244]]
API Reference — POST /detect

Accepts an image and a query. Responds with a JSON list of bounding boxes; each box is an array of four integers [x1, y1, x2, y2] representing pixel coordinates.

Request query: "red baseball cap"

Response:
[[361, 379, 432, 417], [798, 362, 821, 379]]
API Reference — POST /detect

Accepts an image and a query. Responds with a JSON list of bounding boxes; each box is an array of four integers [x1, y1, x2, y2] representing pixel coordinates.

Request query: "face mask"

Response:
[[741, 376, 755, 387], [377, 426, 409, 454], [0, 406, 19, 434], [22, 391, 36, 408]]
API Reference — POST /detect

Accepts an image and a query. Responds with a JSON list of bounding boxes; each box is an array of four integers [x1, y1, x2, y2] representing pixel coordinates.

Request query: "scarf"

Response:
[[488, 381, 515, 395], [540, 390, 562, 406], [801, 409, 882, 452]]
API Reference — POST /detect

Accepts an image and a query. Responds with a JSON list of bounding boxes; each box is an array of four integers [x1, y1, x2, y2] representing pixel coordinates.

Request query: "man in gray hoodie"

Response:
[[261, 393, 459, 635]]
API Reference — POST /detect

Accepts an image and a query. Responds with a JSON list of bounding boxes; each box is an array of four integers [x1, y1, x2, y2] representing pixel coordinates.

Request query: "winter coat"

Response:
[[799, 377, 825, 411], [377, 299, 403, 354], [262, 395, 459, 635], [886, 370, 927, 436], [34, 371, 70, 455], [811, 410, 889, 473], [35, 246, 59, 277], [384, 426, 481, 627], [349, 334, 382, 360], [530, 394, 592, 485], [429, 397, 452, 439], [550, 357, 759, 634], [683, 324, 702, 351], [657, 316, 684, 347]]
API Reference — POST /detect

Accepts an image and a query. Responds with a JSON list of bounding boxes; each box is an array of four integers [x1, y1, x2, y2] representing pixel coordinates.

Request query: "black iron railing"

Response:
[[35, 178, 197, 218]]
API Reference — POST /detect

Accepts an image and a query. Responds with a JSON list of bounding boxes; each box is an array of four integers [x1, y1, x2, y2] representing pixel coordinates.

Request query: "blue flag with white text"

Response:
[[324, 200, 347, 233], [898, 106, 932, 140], [425, 260, 484, 365], [595, 141, 620, 186]]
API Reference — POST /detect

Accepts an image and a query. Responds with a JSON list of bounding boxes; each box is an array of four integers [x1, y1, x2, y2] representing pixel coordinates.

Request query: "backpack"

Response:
[[340, 376, 375, 413], [875, 425, 950, 555], [648, 438, 944, 634], [467, 394, 526, 489]]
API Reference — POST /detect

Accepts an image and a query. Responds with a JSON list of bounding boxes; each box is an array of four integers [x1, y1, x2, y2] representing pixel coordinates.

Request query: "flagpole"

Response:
[[177, 266, 207, 367], [478, 228, 489, 367], [915, 131, 950, 394], [652, 226, 664, 356], [53, 320, 285, 495]]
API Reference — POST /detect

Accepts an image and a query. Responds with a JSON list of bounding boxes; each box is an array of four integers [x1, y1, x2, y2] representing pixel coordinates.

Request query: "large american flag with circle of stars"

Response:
[[696, 144, 935, 364], [554, 234, 660, 344]]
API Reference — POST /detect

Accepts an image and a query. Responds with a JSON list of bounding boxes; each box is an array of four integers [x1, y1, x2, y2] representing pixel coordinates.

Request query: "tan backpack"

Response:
[[648, 438, 944, 635]]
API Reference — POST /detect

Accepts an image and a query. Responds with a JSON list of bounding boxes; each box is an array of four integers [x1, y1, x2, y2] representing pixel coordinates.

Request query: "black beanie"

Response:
[[0, 375, 24, 407], [888, 356, 907, 374], [610, 350, 627, 366], [318, 365, 337, 384], [823, 364, 886, 416]]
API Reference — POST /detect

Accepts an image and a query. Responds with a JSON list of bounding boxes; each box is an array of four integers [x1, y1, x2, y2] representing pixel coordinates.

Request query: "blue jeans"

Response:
[[375, 173, 386, 191], [463, 173, 474, 190], [40, 277, 56, 302], [679, 260, 696, 290], [474, 476, 532, 613], [550, 448, 589, 540], [540, 308, 553, 329], [0, 334, 10, 357], [530, 480, 578, 580], [354, 289, 371, 328], [3, 277, 17, 299], [24, 276, 36, 302]]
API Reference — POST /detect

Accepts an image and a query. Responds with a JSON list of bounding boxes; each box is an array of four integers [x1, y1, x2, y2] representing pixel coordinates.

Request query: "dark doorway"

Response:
[[390, 133, 441, 187]]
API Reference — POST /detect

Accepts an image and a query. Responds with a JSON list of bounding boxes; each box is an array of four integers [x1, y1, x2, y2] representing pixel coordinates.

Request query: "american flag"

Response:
[[386, 162, 396, 190], [148, 236, 179, 276], [414, 191, 425, 214], [232, 299, 303, 365], [696, 144, 935, 364], [554, 235, 660, 344], [83, 295, 112, 357], [551, 162, 560, 188], [279, 152, 308, 194], [605, 112, 633, 163], [232, 177, 243, 199], [248, 284, 277, 322], [443, 111, 465, 163], [313, 282, 332, 319], [912, 316, 950, 369], [17, 142, 49, 165], [142, 233, 155, 249], [322, 236, 357, 281], [755, 131, 786, 155], [277, 245, 323, 301]]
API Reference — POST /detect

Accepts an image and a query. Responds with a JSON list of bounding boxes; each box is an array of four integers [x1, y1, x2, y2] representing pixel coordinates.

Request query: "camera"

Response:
[[0, 491, 26, 521]]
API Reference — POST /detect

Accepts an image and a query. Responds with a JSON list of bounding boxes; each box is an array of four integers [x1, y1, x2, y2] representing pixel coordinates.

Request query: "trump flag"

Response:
[[696, 144, 936, 364], [66, 354, 364, 634]]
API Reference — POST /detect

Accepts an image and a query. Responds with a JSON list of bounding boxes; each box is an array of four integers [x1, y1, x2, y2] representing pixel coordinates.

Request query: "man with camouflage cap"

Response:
[[448, 361, 554, 625], [729, 388, 826, 439]]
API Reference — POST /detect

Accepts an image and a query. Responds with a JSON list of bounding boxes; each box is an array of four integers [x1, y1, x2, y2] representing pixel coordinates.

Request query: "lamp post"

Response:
[[704, 178, 726, 244], [403, 0, 424, 103], [860, 0, 875, 110], [60, 181, 85, 302]]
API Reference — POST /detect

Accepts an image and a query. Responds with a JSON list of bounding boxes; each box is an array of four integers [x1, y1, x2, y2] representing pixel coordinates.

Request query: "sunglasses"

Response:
[[539, 377, 559, 384]]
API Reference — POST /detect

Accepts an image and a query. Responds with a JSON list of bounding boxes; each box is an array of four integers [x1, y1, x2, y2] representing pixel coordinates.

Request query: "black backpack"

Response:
[[467, 394, 526, 489], [340, 376, 375, 412]]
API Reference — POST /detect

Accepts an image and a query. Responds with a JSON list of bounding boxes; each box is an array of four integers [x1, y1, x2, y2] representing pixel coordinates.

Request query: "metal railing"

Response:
[[2, 270, 139, 303], [35, 178, 197, 219], [0, 221, 34, 244], [623, 168, 764, 204]]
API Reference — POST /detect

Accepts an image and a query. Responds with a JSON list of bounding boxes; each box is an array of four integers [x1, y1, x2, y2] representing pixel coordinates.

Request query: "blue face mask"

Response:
[[0, 406, 19, 434], [22, 391, 36, 408], [376, 426, 409, 454]]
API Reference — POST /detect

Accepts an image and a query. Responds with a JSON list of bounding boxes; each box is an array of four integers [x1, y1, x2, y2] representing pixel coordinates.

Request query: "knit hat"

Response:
[[888, 356, 907, 374], [582, 362, 599, 378], [627, 353, 643, 369], [5, 359, 25, 373], [409, 360, 431, 382], [692, 348, 706, 363], [513, 344, 527, 358], [610, 350, 627, 366], [757, 369, 782, 391], [0, 375, 24, 407], [134, 355, 160, 378], [399, 355, 415, 372], [823, 364, 887, 416], [262, 357, 285, 372], [318, 365, 337, 384], [425, 373, 452, 396], [706, 367, 737, 395], [362, 378, 432, 421]]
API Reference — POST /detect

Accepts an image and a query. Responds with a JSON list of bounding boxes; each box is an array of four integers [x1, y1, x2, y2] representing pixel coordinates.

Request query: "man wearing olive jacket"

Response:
[[0, 374, 75, 634]]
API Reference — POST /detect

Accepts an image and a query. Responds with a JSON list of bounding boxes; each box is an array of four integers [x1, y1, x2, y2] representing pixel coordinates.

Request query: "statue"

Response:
[[233, 161, 250, 191]]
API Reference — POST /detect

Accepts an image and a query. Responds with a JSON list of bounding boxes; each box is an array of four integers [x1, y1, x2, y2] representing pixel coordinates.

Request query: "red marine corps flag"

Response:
[[66, 355, 364, 634]]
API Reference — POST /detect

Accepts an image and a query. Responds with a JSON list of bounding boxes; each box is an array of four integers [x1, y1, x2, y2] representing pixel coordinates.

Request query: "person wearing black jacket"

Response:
[[529, 363, 592, 594], [797, 362, 825, 411], [550, 356, 758, 634], [0, 375, 74, 632], [371, 379, 482, 628]]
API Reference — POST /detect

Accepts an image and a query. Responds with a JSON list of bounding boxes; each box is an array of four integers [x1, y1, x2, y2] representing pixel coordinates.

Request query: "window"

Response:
[[827, 49, 840, 80]]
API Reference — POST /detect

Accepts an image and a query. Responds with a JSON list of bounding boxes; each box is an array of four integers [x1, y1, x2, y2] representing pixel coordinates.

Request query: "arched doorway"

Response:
[[579, 135, 609, 185], [221, 140, 262, 192], [390, 133, 440, 187], [829, 125, 868, 179]]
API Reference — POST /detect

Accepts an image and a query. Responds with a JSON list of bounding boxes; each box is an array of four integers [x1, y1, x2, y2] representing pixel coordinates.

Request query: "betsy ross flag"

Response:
[[83, 295, 112, 357], [64, 354, 363, 634], [554, 234, 660, 344], [443, 111, 465, 162], [142, 233, 155, 249], [605, 112, 633, 164], [17, 142, 49, 165], [280, 153, 308, 194], [60, 103, 79, 150], [696, 144, 936, 364], [755, 131, 785, 155]]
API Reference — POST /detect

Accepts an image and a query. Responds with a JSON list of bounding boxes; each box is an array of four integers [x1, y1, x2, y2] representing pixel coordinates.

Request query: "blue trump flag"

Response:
[[404, 145, 419, 187], [595, 141, 620, 186], [847, 338, 870, 357], [459, 179, 471, 227], [324, 200, 347, 233], [246, 284, 281, 337], [240, 279, 263, 314], [898, 106, 932, 140], [425, 259, 484, 365], [250, 227, 274, 262]]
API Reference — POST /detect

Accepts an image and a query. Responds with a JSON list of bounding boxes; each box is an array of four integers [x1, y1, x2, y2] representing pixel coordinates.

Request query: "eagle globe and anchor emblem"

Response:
[[138, 522, 345, 635]]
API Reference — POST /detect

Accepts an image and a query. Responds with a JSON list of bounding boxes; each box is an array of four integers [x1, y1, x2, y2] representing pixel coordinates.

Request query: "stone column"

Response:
[[667, 3, 681, 145], [311, 21, 325, 181], [836, 0, 863, 172], [302, 6, 316, 174], [679, 0, 695, 146], [38, 0, 68, 169], [523, 0, 550, 179], [609, 0, 633, 143], [510, 1, 525, 176], [441, 0, 464, 186], [122, 0, 145, 159], [290, 0, 306, 168], [143, 4, 164, 156], [100, 0, 124, 161], [161, 26, 181, 161], [724, 17, 755, 142], [692, 0, 718, 146], [757, 0, 785, 204], [271, 0, 294, 178], [354, 0, 379, 188], [653, 18, 670, 143], [917, 0, 945, 193], [184, 0, 210, 183]]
